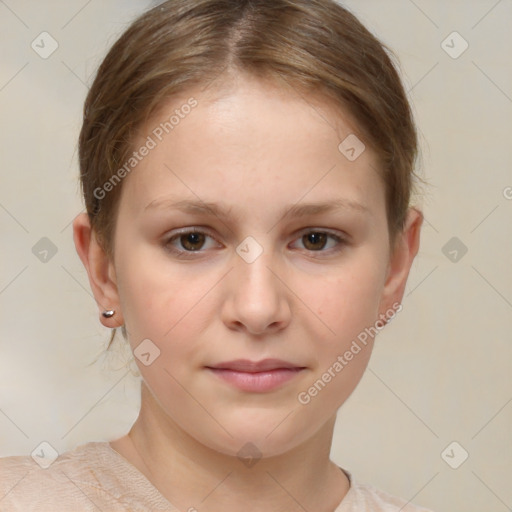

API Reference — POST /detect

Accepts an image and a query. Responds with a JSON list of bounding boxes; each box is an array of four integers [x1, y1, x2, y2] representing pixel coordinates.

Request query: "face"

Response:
[[107, 74, 399, 458]]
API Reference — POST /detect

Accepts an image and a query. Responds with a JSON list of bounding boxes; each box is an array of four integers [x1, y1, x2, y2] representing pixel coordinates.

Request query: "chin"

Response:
[[197, 415, 318, 461]]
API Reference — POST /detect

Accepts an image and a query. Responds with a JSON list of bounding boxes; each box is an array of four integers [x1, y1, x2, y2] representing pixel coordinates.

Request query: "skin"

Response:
[[73, 73, 422, 512]]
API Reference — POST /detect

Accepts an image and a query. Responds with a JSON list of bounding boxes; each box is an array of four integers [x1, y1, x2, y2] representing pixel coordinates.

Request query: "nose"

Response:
[[220, 244, 292, 336]]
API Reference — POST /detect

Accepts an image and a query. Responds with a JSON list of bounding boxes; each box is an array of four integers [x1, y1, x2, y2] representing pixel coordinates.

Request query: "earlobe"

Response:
[[72, 213, 124, 327], [378, 207, 423, 320]]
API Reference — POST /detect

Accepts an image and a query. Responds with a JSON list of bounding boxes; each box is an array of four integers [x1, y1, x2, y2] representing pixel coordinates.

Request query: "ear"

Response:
[[377, 207, 423, 322], [72, 212, 124, 328]]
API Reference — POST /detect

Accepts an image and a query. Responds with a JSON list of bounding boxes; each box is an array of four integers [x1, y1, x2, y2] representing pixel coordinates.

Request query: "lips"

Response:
[[206, 358, 304, 372], [205, 359, 306, 392]]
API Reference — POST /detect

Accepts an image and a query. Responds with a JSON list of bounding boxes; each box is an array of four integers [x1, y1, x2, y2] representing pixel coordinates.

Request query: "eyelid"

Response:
[[293, 226, 347, 240], [166, 226, 217, 239]]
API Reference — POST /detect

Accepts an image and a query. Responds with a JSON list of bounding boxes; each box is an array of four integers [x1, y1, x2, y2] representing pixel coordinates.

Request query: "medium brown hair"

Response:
[[78, 0, 420, 349]]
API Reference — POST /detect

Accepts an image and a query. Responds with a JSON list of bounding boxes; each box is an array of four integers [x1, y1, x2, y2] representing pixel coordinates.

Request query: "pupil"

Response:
[[183, 232, 204, 250], [305, 232, 326, 250]]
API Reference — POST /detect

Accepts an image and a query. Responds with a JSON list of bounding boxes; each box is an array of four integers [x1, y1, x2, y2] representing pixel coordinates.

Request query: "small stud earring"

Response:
[[102, 310, 115, 318]]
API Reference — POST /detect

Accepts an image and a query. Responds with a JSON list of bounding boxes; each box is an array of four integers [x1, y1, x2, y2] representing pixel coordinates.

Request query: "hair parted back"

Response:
[[79, 0, 420, 349]]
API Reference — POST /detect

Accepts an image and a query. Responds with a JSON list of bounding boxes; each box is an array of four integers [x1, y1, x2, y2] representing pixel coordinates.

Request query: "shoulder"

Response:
[[337, 472, 434, 512], [0, 441, 170, 512]]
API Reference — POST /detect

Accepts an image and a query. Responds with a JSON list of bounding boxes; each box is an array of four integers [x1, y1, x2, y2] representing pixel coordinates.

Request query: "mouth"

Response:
[[205, 359, 306, 392]]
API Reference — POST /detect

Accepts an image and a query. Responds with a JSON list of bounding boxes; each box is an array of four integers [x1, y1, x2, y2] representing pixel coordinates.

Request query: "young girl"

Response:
[[0, 0, 432, 510]]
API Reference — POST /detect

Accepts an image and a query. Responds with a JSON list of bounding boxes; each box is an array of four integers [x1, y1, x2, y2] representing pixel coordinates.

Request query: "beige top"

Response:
[[0, 442, 433, 511]]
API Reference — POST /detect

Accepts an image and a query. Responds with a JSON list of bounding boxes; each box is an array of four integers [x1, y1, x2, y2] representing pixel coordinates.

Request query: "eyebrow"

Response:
[[144, 197, 371, 219]]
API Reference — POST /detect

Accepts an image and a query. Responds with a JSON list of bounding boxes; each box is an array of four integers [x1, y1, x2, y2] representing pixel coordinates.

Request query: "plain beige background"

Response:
[[1, 1, 511, 511]]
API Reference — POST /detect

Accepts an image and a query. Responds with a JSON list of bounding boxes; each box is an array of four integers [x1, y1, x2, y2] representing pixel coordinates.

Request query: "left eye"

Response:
[[290, 231, 344, 252]]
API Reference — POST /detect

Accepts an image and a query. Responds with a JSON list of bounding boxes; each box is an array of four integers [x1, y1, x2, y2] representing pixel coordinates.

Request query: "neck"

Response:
[[114, 382, 349, 512]]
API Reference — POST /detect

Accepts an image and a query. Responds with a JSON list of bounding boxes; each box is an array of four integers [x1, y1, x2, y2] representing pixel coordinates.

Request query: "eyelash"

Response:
[[163, 227, 348, 259]]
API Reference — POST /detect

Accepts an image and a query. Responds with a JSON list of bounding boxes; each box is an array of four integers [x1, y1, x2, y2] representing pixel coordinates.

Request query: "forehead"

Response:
[[118, 74, 384, 218]]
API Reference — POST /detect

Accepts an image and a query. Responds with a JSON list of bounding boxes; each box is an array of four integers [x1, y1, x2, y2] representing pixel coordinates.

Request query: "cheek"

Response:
[[293, 257, 385, 416], [311, 252, 387, 345], [116, 247, 208, 336], [115, 249, 224, 392]]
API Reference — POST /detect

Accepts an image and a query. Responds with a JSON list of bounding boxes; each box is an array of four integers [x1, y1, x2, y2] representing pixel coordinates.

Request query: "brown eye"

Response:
[[302, 232, 328, 251], [290, 230, 346, 255], [179, 232, 206, 251], [164, 229, 220, 257]]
